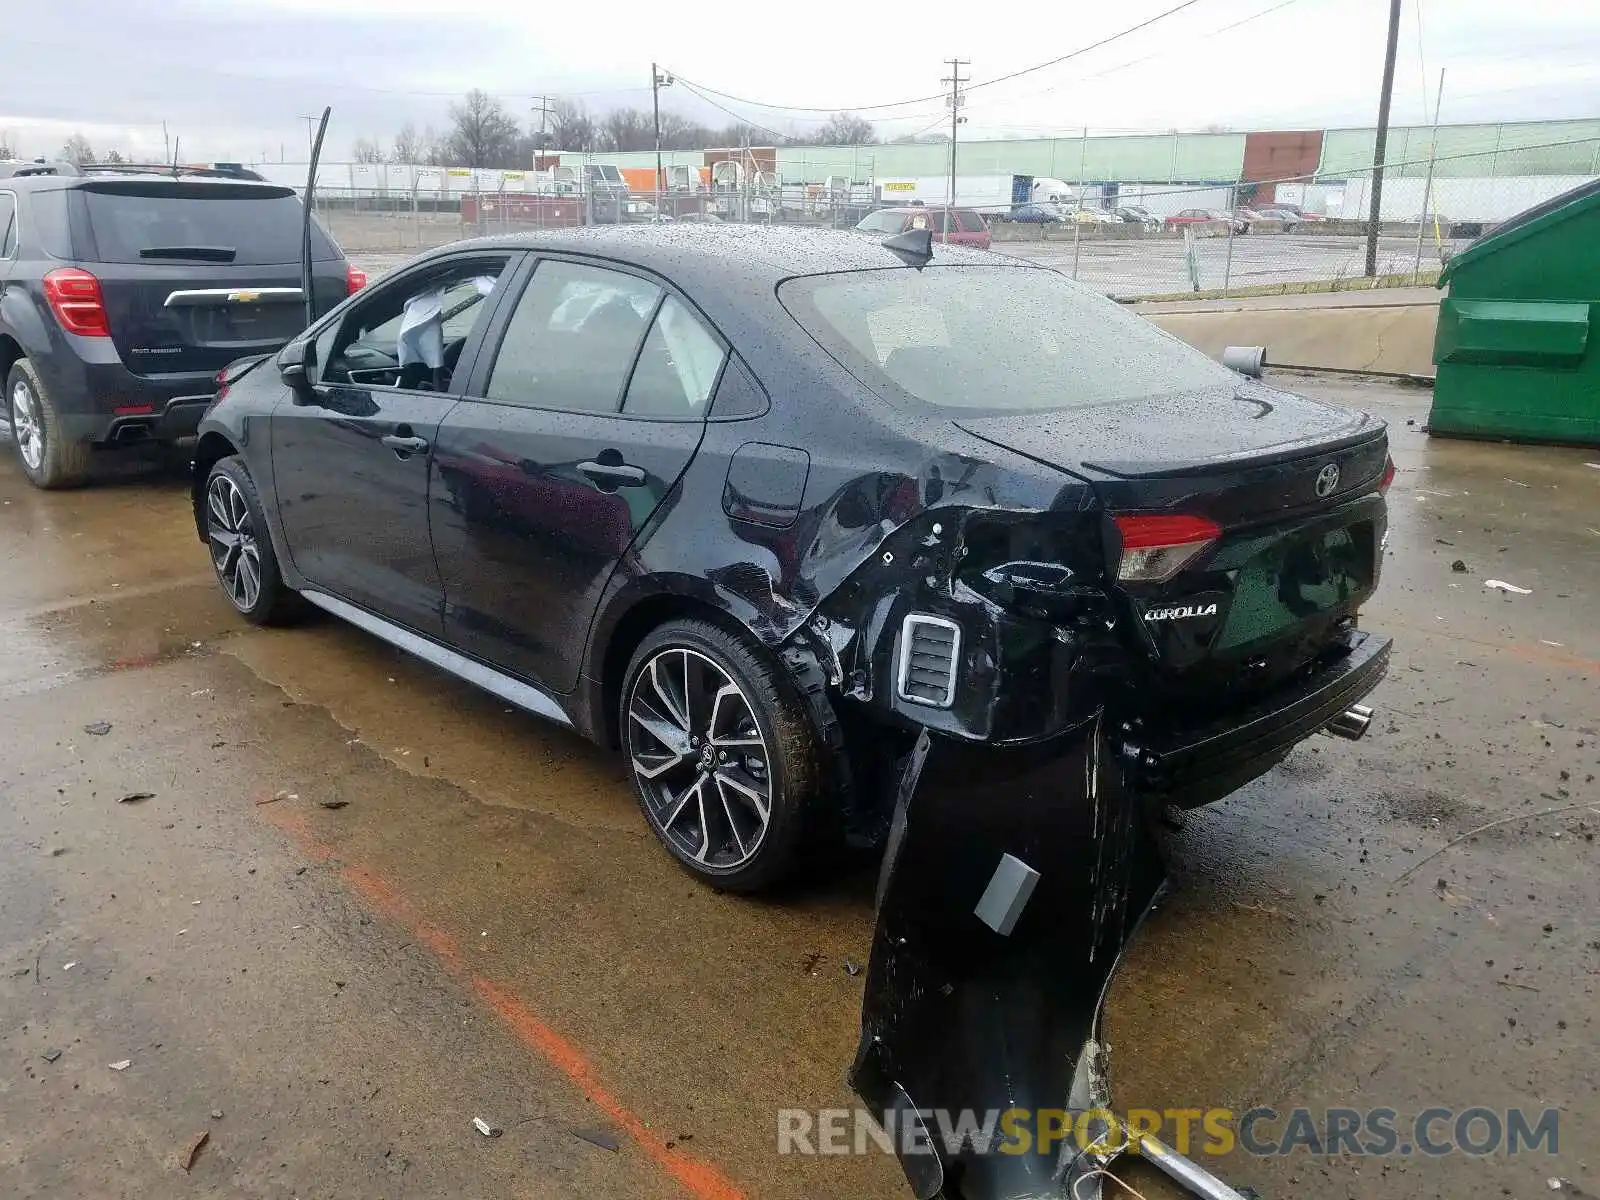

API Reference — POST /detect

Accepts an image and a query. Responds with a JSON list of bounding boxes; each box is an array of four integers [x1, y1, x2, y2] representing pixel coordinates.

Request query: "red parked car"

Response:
[[1164, 208, 1248, 234], [856, 207, 991, 250]]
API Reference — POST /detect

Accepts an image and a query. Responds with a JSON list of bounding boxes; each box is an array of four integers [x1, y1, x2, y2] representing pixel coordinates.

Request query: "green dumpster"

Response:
[[1429, 177, 1600, 445]]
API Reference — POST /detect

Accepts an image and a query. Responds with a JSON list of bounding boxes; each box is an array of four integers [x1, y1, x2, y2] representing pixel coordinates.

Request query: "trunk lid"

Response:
[[76, 180, 347, 376], [957, 385, 1390, 700]]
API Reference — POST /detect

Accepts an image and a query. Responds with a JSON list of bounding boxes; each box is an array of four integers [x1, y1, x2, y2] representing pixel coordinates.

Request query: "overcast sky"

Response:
[[3, 0, 1596, 162]]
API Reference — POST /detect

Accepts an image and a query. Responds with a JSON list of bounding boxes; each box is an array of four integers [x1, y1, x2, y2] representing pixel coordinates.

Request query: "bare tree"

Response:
[[447, 89, 522, 168], [598, 107, 653, 153], [814, 113, 875, 145], [103, 148, 127, 164], [657, 111, 711, 151], [422, 126, 451, 166], [61, 132, 96, 165], [391, 122, 424, 164], [710, 122, 767, 148], [546, 99, 595, 152], [351, 136, 384, 163]]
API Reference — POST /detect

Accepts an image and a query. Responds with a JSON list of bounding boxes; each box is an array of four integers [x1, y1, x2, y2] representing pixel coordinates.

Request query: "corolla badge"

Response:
[[1315, 462, 1341, 498], [1144, 603, 1220, 621]]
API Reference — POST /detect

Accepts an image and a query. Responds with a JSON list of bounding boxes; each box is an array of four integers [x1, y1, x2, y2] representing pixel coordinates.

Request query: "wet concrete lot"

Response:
[[1, 378, 1596, 1199]]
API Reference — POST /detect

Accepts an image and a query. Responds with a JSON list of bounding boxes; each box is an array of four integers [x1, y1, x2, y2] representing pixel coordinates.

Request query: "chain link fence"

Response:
[[311, 136, 1596, 298]]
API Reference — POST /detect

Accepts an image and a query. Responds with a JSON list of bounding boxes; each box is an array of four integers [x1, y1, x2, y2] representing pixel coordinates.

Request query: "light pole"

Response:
[[652, 64, 674, 218]]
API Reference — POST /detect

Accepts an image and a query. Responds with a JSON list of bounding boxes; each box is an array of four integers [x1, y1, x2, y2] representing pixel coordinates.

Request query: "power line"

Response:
[[665, 0, 1215, 116], [934, 0, 1307, 117], [674, 77, 946, 142], [664, 73, 946, 116], [671, 79, 829, 146], [1076, 0, 1308, 84], [963, 0, 1209, 96]]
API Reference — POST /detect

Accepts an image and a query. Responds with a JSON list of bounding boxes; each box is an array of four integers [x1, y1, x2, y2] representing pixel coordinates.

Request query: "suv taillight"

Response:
[[1111, 513, 1221, 583], [42, 268, 111, 337], [346, 263, 367, 294]]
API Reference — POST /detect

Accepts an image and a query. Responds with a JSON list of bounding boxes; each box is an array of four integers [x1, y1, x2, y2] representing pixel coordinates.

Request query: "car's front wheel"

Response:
[[204, 456, 298, 626], [7, 359, 90, 489], [621, 619, 823, 892]]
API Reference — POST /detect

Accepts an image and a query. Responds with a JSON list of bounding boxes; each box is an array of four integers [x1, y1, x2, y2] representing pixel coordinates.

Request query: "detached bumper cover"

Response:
[[1132, 628, 1391, 808], [852, 720, 1168, 1200]]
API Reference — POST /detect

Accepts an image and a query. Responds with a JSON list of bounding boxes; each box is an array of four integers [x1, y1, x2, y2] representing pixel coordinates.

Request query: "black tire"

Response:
[[620, 618, 824, 893], [7, 359, 91, 489], [202, 456, 298, 626]]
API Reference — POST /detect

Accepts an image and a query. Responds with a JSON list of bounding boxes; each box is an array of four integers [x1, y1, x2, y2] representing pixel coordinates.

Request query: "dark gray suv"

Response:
[[0, 169, 362, 487]]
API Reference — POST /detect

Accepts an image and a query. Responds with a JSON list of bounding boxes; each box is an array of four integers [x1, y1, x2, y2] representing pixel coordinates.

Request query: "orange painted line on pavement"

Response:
[[1379, 621, 1600, 676], [1503, 642, 1600, 675], [259, 803, 745, 1200]]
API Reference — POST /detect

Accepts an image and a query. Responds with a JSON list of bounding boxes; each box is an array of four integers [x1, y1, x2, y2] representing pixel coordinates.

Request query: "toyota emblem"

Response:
[[1314, 463, 1341, 498]]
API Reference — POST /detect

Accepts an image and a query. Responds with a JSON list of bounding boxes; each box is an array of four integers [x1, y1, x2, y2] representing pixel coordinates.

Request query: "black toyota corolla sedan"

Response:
[[191, 224, 1392, 892]]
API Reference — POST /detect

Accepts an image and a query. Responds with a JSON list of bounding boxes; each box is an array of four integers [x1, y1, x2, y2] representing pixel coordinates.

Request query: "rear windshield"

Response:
[[81, 184, 339, 265], [779, 266, 1236, 412], [954, 210, 986, 232]]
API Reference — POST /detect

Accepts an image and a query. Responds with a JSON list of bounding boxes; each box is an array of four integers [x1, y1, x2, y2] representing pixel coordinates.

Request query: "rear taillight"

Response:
[[1111, 513, 1221, 583], [42, 268, 111, 337], [346, 264, 367, 294], [1378, 455, 1396, 492], [214, 367, 230, 403]]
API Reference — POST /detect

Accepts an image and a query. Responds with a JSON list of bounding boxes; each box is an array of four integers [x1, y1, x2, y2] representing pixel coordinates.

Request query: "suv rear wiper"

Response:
[[138, 246, 238, 262]]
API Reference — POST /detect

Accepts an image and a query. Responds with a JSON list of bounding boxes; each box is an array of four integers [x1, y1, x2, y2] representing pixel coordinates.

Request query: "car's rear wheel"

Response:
[[204, 456, 297, 625], [7, 359, 91, 489], [621, 619, 822, 892]]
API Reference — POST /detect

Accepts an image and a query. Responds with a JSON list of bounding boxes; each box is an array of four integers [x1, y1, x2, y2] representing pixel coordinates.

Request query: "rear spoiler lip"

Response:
[[1079, 420, 1387, 478], [164, 287, 305, 308]]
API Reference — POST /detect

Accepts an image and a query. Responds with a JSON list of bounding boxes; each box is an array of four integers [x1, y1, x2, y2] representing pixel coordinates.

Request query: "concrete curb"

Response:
[[1145, 297, 1441, 377]]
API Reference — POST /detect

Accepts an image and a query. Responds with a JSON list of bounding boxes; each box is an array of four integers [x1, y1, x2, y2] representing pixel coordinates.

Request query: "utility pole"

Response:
[[529, 95, 555, 163], [298, 114, 321, 158], [942, 58, 970, 210], [652, 64, 674, 217], [1365, 0, 1403, 278]]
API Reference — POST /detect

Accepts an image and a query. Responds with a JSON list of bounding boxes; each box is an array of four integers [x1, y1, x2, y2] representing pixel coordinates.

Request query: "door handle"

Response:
[[381, 434, 430, 455], [578, 459, 646, 488]]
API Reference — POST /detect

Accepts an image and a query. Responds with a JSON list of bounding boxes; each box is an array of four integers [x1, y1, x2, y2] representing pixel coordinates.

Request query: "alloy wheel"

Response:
[[11, 379, 44, 472], [627, 647, 773, 870], [206, 473, 263, 612]]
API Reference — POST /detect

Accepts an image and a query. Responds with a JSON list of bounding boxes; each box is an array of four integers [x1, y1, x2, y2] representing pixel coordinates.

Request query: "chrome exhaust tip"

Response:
[[1324, 703, 1373, 741]]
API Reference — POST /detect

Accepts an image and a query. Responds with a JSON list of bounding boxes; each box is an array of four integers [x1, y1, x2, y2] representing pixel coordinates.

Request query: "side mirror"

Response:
[[277, 338, 316, 400]]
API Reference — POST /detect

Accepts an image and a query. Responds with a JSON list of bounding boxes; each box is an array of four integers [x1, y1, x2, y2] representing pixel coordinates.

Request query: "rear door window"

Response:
[[622, 297, 727, 420], [80, 183, 339, 265], [483, 260, 661, 412]]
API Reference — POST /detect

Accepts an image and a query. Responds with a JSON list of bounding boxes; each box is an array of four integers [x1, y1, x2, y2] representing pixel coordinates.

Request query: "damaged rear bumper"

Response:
[[852, 718, 1167, 1200], [850, 630, 1391, 1199], [1129, 628, 1391, 810]]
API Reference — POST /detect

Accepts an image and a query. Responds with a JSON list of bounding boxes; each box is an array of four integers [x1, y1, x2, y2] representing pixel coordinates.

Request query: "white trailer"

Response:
[[876, 174, 1041, 212]]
